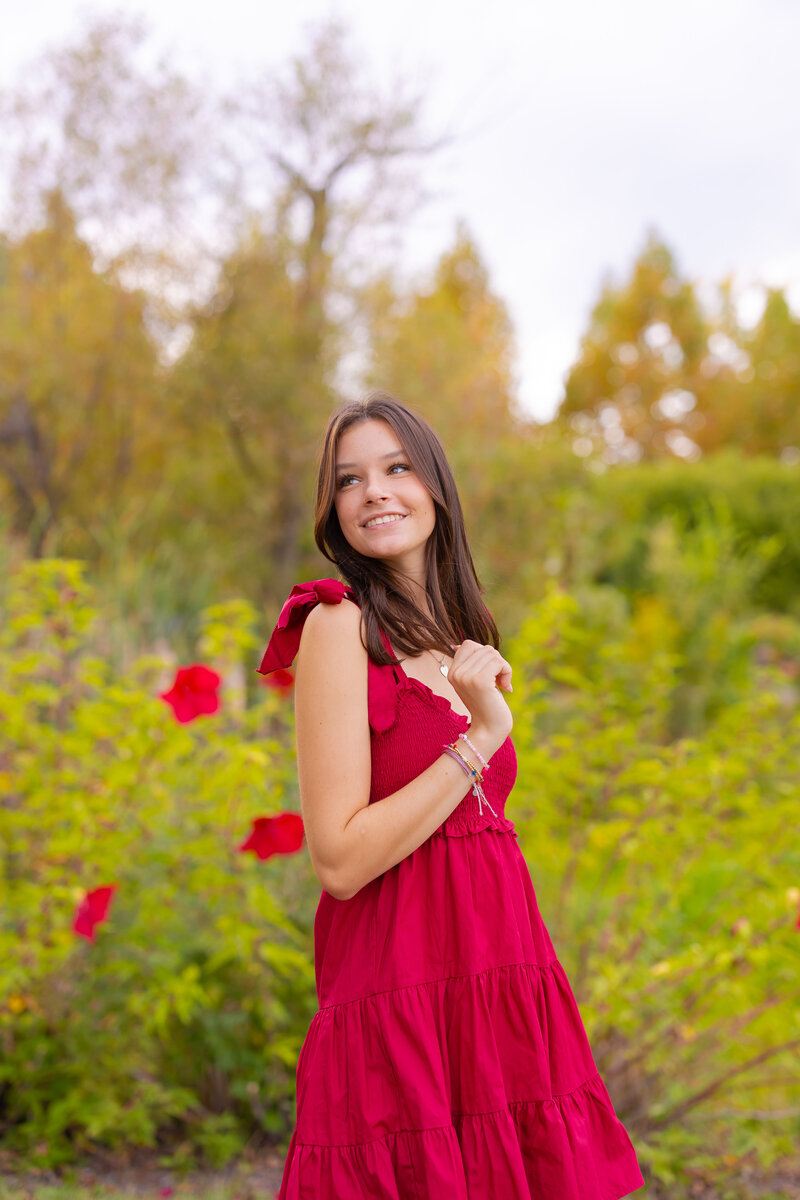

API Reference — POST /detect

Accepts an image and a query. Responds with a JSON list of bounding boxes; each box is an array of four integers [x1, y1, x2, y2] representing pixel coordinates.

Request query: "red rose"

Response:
[[239, 813, 304, 861], [73, 884, 119, 941], [160, 664, 221, 723]]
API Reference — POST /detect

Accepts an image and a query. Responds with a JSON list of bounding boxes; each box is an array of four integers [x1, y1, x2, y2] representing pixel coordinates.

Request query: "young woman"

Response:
[[257, 392, 645, 1199]]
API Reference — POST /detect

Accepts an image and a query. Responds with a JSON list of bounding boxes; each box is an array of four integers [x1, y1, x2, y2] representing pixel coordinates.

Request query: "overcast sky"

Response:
[[3, 0, 799, 421]]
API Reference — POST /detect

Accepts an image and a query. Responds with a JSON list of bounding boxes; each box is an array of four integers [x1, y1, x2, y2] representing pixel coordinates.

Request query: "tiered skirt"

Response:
[[278, 827, 645, 1199]]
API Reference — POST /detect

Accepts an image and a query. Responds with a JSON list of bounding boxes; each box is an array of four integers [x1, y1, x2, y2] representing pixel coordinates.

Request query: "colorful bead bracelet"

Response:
[[441, 736, 498, 818]]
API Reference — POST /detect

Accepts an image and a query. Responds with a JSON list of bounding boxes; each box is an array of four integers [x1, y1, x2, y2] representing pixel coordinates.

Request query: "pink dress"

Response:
[[257, 578, 645, 1200]]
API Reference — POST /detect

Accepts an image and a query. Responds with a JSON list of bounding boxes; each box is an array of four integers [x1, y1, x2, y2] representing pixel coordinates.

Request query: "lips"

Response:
[[362, 513, 407, 529]]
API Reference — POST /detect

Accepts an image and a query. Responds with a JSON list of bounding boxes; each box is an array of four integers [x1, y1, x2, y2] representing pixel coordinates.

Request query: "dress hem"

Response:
[[281, 1068, 647, 1198]]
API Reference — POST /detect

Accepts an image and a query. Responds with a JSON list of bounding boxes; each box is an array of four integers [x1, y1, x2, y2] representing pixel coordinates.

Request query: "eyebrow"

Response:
[[335, 449, 406, 470]]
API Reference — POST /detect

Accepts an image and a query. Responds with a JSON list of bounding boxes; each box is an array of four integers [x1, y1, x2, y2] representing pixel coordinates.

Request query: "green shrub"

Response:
[[0, 560, 317, 1169], [588, 450, 800, 617], [508, 581, 800, 1197], [3, 558, 799, 1197]]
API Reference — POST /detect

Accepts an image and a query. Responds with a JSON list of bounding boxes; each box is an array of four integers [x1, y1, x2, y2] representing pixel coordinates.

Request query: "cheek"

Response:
[[336, 495, 362, 533], [409, 480, 433, 510], [419, 487, 436, 518]]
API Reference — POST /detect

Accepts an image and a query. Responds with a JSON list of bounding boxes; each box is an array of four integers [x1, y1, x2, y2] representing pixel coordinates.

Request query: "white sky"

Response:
[[2, 0, 799, 421]]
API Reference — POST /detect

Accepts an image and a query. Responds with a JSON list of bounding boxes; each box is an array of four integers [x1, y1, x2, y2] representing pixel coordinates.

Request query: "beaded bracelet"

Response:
[[457, 731, 489, 771], [442, 742, 482, 781], [442, 745, 471, 776], [441, 741, 498, 819]]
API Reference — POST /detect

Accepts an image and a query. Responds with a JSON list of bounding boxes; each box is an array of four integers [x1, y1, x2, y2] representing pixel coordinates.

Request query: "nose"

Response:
[[363, 473, 391, 502]]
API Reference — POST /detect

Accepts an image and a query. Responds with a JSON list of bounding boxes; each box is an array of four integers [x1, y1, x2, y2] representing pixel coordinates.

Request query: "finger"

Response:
[[449, 644, 512, 692], [454, 644, 504, 681], [466, 647, 513, 692], [484, 653, 513, 692], [449, 639, 483, 667], [496, 659, 513, 691]]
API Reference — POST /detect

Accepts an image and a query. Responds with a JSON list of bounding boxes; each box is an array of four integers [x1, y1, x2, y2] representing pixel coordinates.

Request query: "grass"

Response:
[[0, 1161, 283, 1200], [0, 1189, 266, 1200]]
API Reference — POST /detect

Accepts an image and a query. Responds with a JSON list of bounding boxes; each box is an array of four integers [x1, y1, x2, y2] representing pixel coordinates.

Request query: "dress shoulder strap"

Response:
[[255, 577, 399, 734]]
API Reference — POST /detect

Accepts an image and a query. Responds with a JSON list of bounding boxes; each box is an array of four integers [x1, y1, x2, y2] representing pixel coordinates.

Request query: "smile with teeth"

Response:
[[363, 514, 406, 529]]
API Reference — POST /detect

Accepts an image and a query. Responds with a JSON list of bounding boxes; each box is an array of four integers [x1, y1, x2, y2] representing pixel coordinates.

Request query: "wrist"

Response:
[[461, 723, 498, 764], [456, 729, 489, 770]]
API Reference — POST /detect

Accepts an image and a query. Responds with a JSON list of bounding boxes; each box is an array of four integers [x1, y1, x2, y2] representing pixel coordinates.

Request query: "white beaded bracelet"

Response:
[[457, 731, 489, 771]]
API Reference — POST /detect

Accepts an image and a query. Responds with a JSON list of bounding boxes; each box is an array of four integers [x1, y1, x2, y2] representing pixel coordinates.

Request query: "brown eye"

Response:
[[337, 463, 408, 488]]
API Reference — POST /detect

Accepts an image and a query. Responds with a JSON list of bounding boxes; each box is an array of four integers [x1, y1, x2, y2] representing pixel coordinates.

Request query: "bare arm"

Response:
[[293, 599, 508, 901]]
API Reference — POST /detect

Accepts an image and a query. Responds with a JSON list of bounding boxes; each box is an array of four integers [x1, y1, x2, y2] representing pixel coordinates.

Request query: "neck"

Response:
[[392, 571, 434, 623]]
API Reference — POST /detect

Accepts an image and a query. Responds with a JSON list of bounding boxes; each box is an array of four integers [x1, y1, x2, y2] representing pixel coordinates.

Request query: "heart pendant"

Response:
[[439, 662, 449, 678]]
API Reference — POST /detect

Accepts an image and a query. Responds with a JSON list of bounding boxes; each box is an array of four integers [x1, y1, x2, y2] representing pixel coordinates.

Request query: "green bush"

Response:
[[3, 558, 799, 1197], [588, 450, 800, 617], [508, 581, 800, 1197], [0, 560, 317, 1169]]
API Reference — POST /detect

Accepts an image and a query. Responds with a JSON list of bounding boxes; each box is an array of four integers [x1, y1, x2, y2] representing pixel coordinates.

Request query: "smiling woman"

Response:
[[256, 390, 645, 1199], [333, 421, 437, 580]]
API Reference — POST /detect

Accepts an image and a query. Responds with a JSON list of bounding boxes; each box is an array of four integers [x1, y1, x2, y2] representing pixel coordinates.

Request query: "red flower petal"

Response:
[[160, 664, 222, 723], [73, 884, 119, 941], [260, 667, 294, 695], [239, 813, 304, 861]]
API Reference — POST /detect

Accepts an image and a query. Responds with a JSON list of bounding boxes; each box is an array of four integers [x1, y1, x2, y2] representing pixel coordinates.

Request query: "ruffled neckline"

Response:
[[393, 670, 516, 839], [398, 673, 471, 727], [379, 629, 472, 727]]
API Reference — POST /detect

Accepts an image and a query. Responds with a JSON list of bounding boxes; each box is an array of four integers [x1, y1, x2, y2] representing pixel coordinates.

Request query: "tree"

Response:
[[0, 16, 454, 605], [366, 225, 522, 445], [559, 233, 713, 463], [172, 21, 445, 602], [364, 227, 596, 620], [559, 234, 800, 465], [0, 12, 219, 292], [166, 225, 324, 592], [707, 289, 800, 457], [0, 192, 160, 556]]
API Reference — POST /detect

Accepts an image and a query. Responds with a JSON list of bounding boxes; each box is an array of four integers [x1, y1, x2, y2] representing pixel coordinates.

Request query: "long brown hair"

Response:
[[314, 390, 500, 666]]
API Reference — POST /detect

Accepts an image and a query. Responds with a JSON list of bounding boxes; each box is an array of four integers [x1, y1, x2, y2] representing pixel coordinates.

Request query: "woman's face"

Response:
[[333, 418, 437, 577]]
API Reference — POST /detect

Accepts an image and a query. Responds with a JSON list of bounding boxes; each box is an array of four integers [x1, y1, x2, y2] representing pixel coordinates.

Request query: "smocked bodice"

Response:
[[256, 577, 517, 838]]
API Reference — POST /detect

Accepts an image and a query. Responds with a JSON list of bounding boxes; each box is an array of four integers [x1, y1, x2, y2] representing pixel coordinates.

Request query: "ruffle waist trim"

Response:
[[433, 809, 517, 839]]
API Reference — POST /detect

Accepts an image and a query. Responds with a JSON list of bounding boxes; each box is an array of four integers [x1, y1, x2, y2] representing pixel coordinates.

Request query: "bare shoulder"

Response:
[[300, 593, 365, 646], [296, 596, 367, 680]]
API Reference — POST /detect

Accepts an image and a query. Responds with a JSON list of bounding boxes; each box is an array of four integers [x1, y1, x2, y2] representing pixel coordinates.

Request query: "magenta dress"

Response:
[[257, 578, 645, 1200]]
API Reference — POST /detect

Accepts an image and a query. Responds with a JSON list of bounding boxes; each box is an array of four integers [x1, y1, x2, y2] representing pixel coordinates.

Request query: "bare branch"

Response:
[[647, 1037, 800, 1131]]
